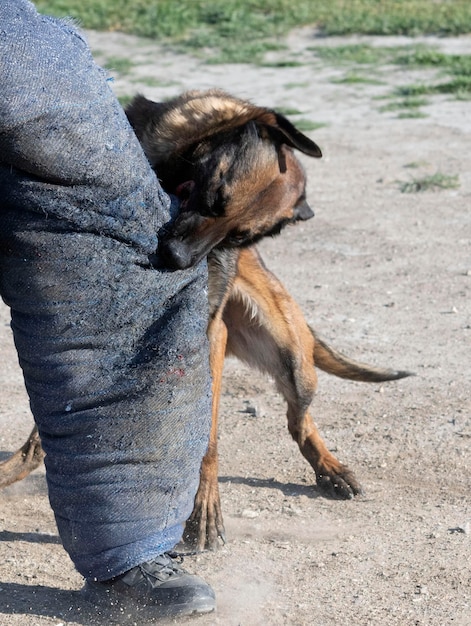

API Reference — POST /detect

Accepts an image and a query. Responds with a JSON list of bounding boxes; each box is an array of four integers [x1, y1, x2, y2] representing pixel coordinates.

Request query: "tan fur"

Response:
[[134, 89, 275, 167]]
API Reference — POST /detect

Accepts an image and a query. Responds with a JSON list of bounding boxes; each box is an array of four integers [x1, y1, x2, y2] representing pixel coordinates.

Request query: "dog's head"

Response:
[[126, 89, 322, 269]]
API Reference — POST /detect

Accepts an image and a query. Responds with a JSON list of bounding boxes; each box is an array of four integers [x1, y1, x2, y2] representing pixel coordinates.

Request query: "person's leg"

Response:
[[0, 2, 213, 613]]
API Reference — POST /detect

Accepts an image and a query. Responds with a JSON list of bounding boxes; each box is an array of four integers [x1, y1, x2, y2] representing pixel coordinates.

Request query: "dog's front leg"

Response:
[[224, 247, 363, 499], [184, 313, 227, 551]]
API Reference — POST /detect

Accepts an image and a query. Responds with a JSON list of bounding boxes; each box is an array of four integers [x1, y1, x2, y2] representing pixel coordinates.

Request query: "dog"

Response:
[[0, 90, 411, 552]]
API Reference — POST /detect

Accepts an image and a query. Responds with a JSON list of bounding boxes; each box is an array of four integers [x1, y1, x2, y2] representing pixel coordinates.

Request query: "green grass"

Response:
[[332, 74, 384, 85], [403, 161, 430, 169], [284, 82, 309, 90], [310, 41, 471, 102], [204, 40, 284, 64], [309, 41, 471, 99], [261, 60, 305, 68], [318, 3, 471, 36], [311, 42, 471, 69], [399, 172, 460, 193], [395, 46, 471, 75], [275, 107, 303, 116], [36, 1, 471, 38], [379, 95, 429, 118], [291, 119, 326, 132], [36, 1, 471, 63], [394, 84, 431, 97], [395, 75, 471, 98], [267, 108, 326, 131], [103, 56, 134, 75], [311, 44, 391, 65], [397, 110, 428, 119], [380, 96, 429, 112], [117, 94, 135, 107], [434, 75, 471, 97], [392, 45, 471, 98], [132, 76, 179, 87]]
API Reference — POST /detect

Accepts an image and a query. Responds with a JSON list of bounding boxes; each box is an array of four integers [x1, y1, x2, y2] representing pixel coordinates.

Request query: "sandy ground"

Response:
[[1, 27, 470, 626]]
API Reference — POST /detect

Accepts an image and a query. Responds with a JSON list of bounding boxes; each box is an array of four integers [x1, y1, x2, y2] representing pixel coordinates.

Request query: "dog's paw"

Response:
[[183, 482, 226, 551], [183, 513, 225, 552], [316, 466, 364, 500]]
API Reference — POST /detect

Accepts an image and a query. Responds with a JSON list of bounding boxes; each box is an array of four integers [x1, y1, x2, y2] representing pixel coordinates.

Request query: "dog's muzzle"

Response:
[[159, 238, 195, 270]]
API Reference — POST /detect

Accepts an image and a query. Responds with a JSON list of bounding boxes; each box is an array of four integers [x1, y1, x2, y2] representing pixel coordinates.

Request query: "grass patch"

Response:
[[404, 161, 430, 169], [36, 1, 471, 39], [397, 110, 428, 119], [311, 44, 390, 65], [434, 75, 471, 97], [311, 44, 471, 100], [311, 1, 471, 36], [399, 172, 460, 193], [394, 46, 471, 75], [284, 82, 309, 89], [103, 56, 134, 75], [380, 96, 429, 111], [261, 60, 305, 68], [204, 41, 285, 64], [313, 43, 471, 70], [332, 73, 384, 85], [395, 75, 471, 98], [395, 84, 432, 97], [36, 1, 471, 64], [117, 94, 135, 107], [270, 109, 326, 130], [132, 76, 179, 87], [389, 45, 471, 99], [291, 119, 326, 132], [380, 95, 429, 118], [275, 107, 303, 116], [267, 108, 326, 130]]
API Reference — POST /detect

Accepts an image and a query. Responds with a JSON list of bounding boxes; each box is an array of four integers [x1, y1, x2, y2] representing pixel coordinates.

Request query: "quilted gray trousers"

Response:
[[0, 1, 211, 580]]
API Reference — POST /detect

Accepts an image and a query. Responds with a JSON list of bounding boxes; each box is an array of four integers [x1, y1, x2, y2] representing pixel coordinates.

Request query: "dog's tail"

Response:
[[312, 329, 413, 382]]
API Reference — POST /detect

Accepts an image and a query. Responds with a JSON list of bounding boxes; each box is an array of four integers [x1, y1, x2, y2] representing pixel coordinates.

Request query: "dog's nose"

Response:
[[159, 239, 193, 270], [294, 200, 314, 221]]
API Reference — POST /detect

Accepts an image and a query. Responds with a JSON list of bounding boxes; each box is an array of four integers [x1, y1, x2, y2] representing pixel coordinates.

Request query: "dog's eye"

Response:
[[224, 229, 251, 247]]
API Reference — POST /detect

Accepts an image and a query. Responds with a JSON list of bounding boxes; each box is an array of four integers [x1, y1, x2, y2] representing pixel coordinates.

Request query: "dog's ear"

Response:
[[126, 95, 164, 140], [126, 91, 322, 164], [260, 113, 322, 158], [127, 90, 269, 167]]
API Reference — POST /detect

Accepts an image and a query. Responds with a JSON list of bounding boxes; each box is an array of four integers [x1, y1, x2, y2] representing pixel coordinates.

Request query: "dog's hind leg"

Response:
[[223, 247, 362, 499], [0, 425, 44, 488]]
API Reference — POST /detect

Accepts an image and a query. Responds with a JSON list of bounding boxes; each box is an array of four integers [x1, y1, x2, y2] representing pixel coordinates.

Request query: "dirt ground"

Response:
[[1, 27, 470, 626]]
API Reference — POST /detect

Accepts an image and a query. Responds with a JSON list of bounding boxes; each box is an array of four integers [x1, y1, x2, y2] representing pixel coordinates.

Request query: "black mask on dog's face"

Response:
[[158, 124, 317, 270], [126, 93, 321, 270]]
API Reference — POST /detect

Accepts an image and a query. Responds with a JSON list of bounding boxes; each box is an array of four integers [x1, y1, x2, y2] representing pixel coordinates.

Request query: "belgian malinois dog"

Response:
[[0, 90, 410, 551]]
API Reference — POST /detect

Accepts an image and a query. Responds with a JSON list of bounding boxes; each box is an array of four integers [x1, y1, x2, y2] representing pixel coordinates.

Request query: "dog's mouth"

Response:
[[159, 199, 314, 271], [159, 180, 315, 270], [225, 204, 314, 250], [158, 180, 224, 269], [158, 211, 221, 270], [159, 234, 211, 270]]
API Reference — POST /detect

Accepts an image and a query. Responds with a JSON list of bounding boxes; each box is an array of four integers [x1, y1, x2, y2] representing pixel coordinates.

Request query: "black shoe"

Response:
[[81, 553, 216, 622]]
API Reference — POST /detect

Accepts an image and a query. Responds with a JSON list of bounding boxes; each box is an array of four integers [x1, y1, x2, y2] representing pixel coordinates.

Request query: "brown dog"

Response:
[[0, 90, 410, 552]]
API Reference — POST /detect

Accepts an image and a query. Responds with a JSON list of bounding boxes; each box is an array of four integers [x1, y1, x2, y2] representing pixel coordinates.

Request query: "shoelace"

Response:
[[136, 553, 186, 584]]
